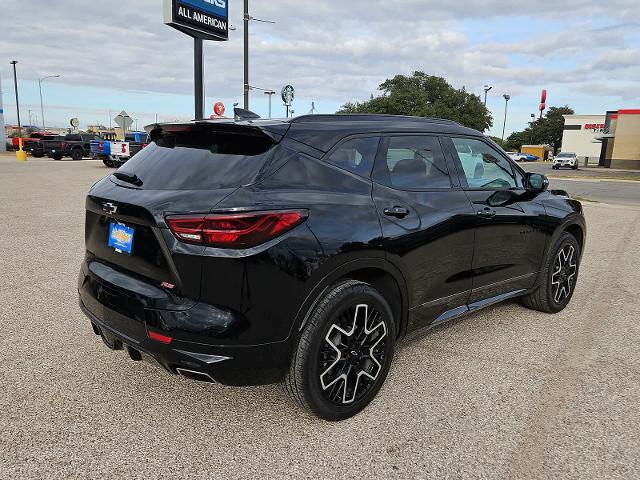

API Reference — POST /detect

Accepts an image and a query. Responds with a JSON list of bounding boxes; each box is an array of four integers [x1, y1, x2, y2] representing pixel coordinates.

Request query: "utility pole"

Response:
[[243, 0, 249, 110], [501, 94, 511, 141]]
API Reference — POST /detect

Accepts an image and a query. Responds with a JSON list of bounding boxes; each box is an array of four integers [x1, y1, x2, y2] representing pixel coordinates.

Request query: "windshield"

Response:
[[557, 153, 575, 158]]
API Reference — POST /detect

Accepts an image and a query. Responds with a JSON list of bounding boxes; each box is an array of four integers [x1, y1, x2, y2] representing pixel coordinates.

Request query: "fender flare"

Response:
[[289, 257, 410, 341]]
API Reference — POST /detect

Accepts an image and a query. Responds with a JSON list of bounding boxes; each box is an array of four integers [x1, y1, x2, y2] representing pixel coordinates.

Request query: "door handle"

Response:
[[384, 206, 410, 218], [477, 207, 497, 219]]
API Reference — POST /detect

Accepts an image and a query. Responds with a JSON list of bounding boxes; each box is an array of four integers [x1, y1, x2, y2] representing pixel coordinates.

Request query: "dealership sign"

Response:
[[164, 0, 229, 41]]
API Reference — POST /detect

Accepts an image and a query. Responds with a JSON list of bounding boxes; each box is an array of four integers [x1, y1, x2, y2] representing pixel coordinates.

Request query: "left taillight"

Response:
[[166, 210, 308, 249]]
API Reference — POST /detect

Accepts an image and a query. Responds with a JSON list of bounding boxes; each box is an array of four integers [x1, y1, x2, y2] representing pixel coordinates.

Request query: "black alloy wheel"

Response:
[[521, 232, 580, 313], [551, 243, 578, 305], [284, 280, 395, 421]]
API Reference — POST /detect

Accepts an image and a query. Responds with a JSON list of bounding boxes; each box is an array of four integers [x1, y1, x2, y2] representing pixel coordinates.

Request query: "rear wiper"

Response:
[[112, 171, 143, 186]]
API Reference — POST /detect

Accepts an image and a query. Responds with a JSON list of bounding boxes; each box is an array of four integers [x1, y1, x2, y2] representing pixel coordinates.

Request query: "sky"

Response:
[[0, 0, 639, 138]]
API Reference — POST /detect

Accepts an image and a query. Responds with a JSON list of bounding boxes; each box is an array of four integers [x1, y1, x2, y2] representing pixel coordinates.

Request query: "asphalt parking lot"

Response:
[[1, 156, 639, 479]]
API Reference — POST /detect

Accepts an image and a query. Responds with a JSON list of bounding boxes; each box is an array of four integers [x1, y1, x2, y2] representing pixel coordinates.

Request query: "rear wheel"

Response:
[[52, 153, 63, 161], [521, 232, 580, 313], [102, 159, 114, 167], [284, 280, 396, 421], [71, 149, 83, 161]]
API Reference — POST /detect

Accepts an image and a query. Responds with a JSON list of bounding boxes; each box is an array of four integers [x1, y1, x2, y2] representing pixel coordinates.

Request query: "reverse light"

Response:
[[166, 210, 308, 249]]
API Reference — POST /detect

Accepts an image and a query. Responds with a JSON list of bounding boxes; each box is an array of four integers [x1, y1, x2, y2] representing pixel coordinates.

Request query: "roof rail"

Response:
[[290, 114, 460, 126]]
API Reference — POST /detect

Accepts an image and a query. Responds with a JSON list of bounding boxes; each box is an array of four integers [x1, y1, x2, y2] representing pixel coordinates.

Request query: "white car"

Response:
[[553, 152, 578, 170], [506, 152, 527, 162]]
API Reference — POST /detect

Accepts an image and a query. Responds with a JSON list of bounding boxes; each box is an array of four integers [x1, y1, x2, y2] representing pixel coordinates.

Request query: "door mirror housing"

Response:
[[526, 173, 549, 192]]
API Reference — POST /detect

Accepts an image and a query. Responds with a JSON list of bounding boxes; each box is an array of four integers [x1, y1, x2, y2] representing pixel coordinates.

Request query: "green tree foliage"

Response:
[[506, 106, 575, 153], [338, 71, 493, 132]]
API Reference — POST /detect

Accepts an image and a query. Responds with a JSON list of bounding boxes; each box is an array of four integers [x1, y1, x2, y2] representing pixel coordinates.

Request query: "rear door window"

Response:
[[117, 126, 278, 190], [375, 136, 451, 190]]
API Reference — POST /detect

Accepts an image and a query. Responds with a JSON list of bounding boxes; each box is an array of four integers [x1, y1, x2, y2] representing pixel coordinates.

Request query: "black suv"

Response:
[[79, 115, 586, 420]]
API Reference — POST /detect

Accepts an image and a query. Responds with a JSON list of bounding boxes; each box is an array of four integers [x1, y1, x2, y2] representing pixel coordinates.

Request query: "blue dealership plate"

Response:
[[108, 222, 134, 254]]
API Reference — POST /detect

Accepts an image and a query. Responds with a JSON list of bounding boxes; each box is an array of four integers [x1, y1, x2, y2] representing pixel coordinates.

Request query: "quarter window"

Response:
[[326, 137, 379, 176], [452, 138, 522, 189], [379, 136, 450, 190]]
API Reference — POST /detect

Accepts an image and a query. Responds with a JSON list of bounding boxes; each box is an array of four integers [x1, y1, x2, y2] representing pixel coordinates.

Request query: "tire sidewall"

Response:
[[301, 283, 395, 421]]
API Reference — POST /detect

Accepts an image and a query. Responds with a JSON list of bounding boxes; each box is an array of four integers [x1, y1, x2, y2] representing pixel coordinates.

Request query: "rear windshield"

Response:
[[116, 127, 277, 190]]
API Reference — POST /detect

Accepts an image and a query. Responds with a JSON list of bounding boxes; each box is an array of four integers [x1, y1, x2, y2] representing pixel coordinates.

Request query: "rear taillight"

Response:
[[166, 210, 307, 249]]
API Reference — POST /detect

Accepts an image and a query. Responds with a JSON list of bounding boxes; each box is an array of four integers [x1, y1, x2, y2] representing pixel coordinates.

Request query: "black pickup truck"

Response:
[[42, 134, 100, 160]]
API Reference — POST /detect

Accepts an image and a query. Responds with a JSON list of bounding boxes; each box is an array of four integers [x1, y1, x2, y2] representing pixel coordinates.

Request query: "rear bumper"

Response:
[[78, 260, 293, 386]]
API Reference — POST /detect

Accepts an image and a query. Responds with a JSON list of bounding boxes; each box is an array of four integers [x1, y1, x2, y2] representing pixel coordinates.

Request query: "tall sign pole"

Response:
[[0, 73, 6, 152], [164, 0, 229, 120], [194, 37, 204, 119], [243, 0, 249, 110]]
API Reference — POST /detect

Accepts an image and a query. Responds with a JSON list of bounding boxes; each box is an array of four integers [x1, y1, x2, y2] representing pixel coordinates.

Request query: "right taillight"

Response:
[[166, 210, 308, 249]]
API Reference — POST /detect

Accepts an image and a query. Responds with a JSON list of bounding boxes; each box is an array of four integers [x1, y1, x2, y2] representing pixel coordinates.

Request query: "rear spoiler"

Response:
[[144, 120, 290, 144]]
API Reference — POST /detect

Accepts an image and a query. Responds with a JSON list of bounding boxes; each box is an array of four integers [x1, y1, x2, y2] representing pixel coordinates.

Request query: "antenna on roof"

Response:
[[309, 102, 318, 115]]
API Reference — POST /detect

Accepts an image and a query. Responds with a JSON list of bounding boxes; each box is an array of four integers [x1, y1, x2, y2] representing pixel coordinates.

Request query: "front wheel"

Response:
[[521, 232, 580, 313], [284, 280, 396, 421], [71, 149, 83, 161]]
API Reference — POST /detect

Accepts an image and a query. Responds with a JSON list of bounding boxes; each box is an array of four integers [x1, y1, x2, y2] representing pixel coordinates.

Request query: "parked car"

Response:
[[553, 152, 578, 169], [78, 114, 586, 420], [44, 133, 99, 160], [91, 132, 149, 167], [521, 153, 540, 162], [506, 151, 527, 162]]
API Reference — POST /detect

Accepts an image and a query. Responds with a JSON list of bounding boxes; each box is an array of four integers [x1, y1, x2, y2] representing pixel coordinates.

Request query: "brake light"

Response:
[[166, 210, 307, 249]]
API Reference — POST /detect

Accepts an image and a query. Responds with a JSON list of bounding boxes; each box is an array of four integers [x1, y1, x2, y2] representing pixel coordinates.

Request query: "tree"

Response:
[[505, 105, 574, 153], [338, 71, 493, 132]]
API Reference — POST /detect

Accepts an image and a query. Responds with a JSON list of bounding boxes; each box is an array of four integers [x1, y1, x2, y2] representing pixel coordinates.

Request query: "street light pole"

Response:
[[243, 0, 249, 110], [264, 90, 275, 118], [483, 85, 492, 106], [501, 94, 511, 141], [38, 74, 60, 131]]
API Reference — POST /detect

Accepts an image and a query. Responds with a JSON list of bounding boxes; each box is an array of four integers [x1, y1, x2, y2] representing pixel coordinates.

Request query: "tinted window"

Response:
[[378, 136, 450, 190], [65, 134, 81, 141], [326, 137, 379, 176], [452, 138, 522, 189], [117, 128, 277, 190]]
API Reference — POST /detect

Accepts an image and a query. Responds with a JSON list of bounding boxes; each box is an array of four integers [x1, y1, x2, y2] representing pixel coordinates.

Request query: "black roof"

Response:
[[146, 114, 483, 153], [284, 114, 482, 152]]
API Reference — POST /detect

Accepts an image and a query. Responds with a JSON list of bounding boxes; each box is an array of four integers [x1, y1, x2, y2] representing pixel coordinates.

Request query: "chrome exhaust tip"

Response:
[[175, 368, 216, 384]]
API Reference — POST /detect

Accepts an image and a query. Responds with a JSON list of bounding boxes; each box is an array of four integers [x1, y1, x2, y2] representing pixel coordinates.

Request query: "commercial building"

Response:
[[562, 110, 640, 169]]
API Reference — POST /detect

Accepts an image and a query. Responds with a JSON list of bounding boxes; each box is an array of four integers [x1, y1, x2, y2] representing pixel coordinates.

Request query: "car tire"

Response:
[[520, 232, 580, 314], [52, 153, 64, 161], [102, 159, 114, 168], [32, 153, 44, 158], [284, 280, 396, 421], [71, 149, 84, 161]]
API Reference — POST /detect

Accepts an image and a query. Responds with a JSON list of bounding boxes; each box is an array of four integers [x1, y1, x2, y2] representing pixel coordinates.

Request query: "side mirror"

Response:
[[526, 173, 549, 192]]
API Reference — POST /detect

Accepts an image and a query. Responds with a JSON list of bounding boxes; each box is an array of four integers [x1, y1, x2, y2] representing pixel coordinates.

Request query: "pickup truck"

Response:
[[91, 132, 149, 167], [12, 132, 58, 157], [43, 133, 100, 160]]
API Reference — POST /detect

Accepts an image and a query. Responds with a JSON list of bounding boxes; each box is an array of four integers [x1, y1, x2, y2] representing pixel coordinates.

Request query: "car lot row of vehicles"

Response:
[[15, 131, 149, 165]]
